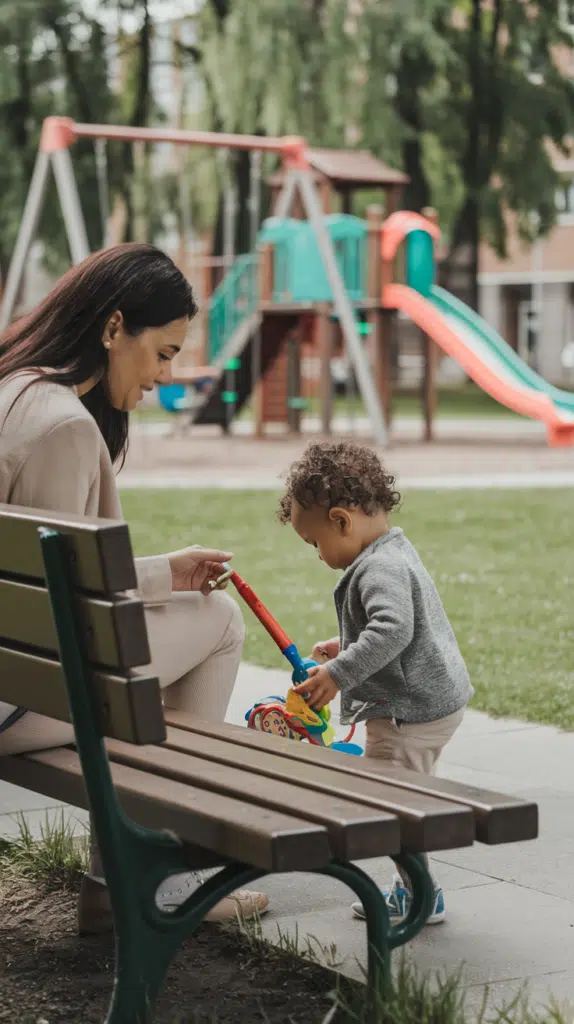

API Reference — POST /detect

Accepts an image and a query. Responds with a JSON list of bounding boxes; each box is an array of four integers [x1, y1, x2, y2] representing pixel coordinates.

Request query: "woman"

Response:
[[0, 243, 268, 928]]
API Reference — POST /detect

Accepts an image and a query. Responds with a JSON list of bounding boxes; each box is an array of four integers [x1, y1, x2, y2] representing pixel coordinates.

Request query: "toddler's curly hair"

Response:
[[277, 441, 401, 523]]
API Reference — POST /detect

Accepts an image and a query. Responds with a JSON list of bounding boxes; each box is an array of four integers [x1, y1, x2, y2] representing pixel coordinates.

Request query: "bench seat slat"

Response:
[[164, 711, 538, 845], [0, 504, 136, 593], [158, 726, 474, 852], [105, 738, 401, 861], [0, 646, 165, 745], [0, 748, 331, 872], [0, 577, 150, 669]]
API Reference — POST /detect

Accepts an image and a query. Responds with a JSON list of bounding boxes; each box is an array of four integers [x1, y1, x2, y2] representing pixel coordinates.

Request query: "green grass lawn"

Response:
[[122, 488, 574, 730]]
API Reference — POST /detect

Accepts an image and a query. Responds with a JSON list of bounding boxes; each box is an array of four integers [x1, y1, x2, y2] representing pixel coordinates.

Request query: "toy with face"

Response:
[[246, 690, 336, 746]]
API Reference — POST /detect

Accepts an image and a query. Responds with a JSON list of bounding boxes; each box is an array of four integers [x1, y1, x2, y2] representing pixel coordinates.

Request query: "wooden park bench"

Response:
[[0, 504, 539, 1023]]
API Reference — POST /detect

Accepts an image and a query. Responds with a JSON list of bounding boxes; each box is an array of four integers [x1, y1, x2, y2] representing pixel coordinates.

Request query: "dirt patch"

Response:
[[0, 880, 349, 1023]]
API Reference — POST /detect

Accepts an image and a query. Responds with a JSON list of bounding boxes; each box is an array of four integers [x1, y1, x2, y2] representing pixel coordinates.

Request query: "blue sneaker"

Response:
[[351, 873, 445, 924]]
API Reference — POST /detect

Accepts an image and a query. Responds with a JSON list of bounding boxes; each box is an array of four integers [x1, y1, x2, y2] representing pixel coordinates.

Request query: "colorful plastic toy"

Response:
[[211, 563, 363, 755], [245, 688, 362, 754]]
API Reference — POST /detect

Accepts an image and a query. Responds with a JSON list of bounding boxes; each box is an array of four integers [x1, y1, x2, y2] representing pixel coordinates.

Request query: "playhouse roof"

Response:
[[269, 148, 409, 188]]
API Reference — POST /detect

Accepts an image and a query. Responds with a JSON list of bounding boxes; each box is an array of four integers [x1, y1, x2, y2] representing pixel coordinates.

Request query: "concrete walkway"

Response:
[[122, 413, 574, 492], [1, 663, 573, 1015], [118, 468, 574, 491]]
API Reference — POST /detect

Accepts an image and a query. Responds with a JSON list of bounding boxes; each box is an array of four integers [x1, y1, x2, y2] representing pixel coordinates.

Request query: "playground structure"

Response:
[[2, 117, 574, 447], [178, 206, 574, 446], [0, 116, 388, 446]]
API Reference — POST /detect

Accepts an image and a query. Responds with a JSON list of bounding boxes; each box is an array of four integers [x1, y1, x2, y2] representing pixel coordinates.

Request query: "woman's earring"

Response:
[[105, 341, 111, 349]]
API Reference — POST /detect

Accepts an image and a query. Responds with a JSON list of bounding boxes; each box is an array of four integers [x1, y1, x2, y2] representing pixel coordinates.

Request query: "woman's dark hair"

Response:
[[0, 243, 197, 464]]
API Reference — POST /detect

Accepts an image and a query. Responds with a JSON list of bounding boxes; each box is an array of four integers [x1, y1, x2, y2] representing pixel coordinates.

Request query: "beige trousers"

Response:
[[365, 707, 466, 891], [0, 591, 245, 756], [365, 707, 465, 775]]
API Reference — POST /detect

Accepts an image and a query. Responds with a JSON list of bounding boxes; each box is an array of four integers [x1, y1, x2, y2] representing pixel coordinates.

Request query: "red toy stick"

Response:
[[227, 568, 293, 652], [212, 562, 310, 681]]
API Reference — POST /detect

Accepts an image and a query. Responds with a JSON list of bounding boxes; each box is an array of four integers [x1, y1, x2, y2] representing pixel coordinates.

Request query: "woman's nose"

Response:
[[156, 363, 173, 385]]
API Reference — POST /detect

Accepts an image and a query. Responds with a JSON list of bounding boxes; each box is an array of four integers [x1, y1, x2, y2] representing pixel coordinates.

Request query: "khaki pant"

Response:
[[365, 707, 465, 774], [0, 591, 245, 756], [365, 707, 466, 892]]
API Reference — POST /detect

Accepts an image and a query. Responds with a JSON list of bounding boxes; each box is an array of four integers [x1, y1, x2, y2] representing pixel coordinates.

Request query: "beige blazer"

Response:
[[0, 372, 172, 604]]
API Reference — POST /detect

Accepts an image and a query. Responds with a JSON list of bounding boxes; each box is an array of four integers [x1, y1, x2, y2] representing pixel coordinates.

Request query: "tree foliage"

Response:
[[0, 0, 572, 306], [192, 0, 574, 304], [0, 0, 116, 276]]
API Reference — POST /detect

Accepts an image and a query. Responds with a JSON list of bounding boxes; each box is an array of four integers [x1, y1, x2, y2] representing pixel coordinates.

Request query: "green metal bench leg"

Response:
[[316, 860, 393, 997], [106, 862, 268, 1024], [389, 851, 435, 949], [314, 854, 434, 1006]]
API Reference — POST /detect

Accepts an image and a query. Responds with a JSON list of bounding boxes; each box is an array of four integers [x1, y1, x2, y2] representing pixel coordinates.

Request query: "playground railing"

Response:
[[208, 252, 259, 363]]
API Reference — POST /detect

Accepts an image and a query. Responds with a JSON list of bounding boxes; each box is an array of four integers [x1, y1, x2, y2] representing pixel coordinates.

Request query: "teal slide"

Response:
[[392, 227, 574, 446], [429, 284, 574, 419]]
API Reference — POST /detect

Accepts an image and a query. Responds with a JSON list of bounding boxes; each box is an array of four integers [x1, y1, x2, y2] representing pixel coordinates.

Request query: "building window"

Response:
[[555, 177, 574, 221]]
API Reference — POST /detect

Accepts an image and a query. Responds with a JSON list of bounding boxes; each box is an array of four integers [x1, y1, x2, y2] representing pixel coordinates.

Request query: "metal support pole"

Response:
[[249, 150, 263, 435], [296, 169, 388, 446], [219, 148, 237, 430], [273, 169, 299, 221], [221, 150, 236, 271], [51, 148, 91, 264], [531, 240, 543, 375], [248, 150, 261, 246], [178, 153, 193, 252], [94, 139, 111, 248], [0, 150, 52, 331]]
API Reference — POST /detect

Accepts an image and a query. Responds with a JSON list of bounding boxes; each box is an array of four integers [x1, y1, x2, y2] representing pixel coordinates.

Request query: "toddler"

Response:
[[278, 440, 473, 924]]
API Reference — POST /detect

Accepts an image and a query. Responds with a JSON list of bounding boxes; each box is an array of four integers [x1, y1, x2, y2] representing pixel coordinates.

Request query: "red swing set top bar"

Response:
[[40, 116, 309, 169]]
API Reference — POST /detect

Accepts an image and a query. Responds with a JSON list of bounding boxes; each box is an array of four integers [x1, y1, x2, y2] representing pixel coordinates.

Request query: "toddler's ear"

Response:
[[329, 506, 352, 533]]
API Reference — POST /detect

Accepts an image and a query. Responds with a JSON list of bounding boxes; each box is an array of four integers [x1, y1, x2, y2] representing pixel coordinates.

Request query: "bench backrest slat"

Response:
[[0, 504, 137, 593], [0, 646, 165, 745], [0, 577, 150, 669], [0, 503, 165, 745]]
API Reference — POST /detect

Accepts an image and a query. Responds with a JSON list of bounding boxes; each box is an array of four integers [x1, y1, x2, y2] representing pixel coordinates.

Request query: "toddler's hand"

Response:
[[294, 665, 339, 710], [311, 636, 340, 662]]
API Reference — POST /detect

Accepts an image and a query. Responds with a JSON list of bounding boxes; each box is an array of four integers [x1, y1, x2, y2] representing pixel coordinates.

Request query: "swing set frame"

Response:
[[0, 115, 388, 445]]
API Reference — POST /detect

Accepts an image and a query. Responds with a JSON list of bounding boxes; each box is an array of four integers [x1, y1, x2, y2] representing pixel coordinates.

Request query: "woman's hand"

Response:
[[167, 546, 233, 595], [311, 636, 341, 662]]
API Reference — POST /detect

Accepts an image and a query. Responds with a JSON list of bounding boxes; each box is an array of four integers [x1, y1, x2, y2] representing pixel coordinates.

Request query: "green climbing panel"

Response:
[[207, 214, 369, 366]]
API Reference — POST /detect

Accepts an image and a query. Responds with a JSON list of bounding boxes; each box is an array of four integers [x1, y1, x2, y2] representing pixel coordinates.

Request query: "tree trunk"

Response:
[[120, 2, 151, 244], [131, 2, 152, 129], [234, 149, 251, 255], [52, 19, 96, 124], [446, 195, 480, 311], [395, 54, 430, 212], [444, 0, 482, 309]]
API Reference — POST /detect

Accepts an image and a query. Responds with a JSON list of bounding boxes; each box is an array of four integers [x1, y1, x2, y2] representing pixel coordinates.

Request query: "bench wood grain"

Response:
[[105, 738, 401, 861], [157, 726, 474, 852], [0, 645, 165, 745], [0, 577, 150, 669], [0, 503, 137, 593], [0, 747, 331, 872], [164, 711, 538, 845]]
